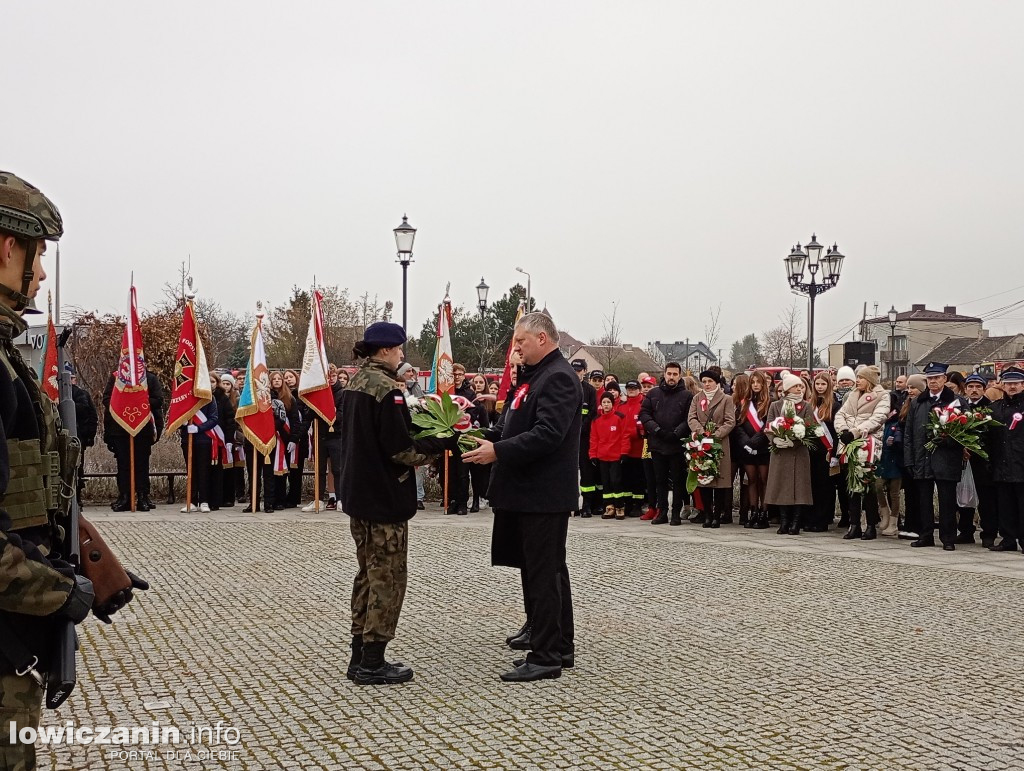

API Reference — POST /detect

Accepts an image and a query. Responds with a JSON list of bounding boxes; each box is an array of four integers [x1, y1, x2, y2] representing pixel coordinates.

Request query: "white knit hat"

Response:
[[836, 366, 856, 383], [780, 370, 803, 393]]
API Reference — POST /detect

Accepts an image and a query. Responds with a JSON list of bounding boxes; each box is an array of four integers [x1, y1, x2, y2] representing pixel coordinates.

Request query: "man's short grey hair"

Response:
[[515, 312, 559, 342]]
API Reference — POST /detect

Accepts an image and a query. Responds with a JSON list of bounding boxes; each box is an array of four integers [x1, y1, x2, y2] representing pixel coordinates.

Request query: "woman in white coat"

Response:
[[834, 365, 891, 540]]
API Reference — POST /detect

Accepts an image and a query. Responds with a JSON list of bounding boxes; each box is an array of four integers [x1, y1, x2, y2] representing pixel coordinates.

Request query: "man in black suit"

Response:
[[463, 312, 582, 682]]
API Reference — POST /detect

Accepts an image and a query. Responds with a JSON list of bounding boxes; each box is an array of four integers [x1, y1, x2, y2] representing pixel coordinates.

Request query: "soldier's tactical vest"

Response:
[[0, 341, 78, 534]]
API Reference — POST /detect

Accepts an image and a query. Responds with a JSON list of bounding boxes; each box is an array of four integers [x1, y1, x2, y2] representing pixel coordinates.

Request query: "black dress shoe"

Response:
[[507, 632, 532, 651], [416, 500, 425, 510], [457, 508, 468, 515], [989, 540, 1019, 552], [955, 533, 975, 544], [354, 661, 414, 685], [264, 506, 275, 513], [470, 504, 480, 513], [910, 538, 936, 548], [505, 622, 530, 646], [942, 543, 955, 551], [141, 498, 156, 510], [513, 653, 574, 669], [861, 525, 877, 540], [136, 500, 151, 512], [242, 505, 254, 513], [843, 526, 862, 540], [581, 511, 592, 518], [499, 662, 561, 682], [111, 500, 129, 512], [981, 537, 995, 548]]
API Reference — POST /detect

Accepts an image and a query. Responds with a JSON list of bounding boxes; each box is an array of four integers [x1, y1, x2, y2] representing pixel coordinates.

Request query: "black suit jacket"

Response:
[[487, 349, 582, 513]]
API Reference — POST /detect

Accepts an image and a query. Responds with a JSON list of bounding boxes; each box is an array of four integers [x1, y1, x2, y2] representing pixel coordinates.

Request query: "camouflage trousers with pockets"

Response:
[[349, 518, 408, 643], [1, 672, 42, 771]]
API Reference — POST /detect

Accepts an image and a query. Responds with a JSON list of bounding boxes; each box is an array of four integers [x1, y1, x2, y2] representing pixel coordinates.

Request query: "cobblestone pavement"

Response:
[[35, 505, 1024, 770]]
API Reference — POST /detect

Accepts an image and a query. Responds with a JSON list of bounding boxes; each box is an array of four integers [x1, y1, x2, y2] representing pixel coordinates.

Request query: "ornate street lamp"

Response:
[[785, 234, 846, 373], [476, 277, 490, 371], [888, 305, 899, 384], [393, 215, 417, 349]]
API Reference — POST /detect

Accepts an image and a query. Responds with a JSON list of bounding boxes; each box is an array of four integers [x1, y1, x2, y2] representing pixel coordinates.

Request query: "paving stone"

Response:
[[33, 506, 1024, 770]]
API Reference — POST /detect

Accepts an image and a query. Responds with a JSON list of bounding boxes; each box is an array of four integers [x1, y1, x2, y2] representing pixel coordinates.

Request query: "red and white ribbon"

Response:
[[1011, 412, 1022, 431], [814, 407, 833, 452], [746, 401, 764, 432]]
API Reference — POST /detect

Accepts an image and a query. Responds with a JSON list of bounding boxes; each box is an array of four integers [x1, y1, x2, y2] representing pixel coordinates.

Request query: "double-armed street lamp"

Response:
[[785, 234, 846, 373], [393, 214, 417, 347], [476, 277, 490, 372]]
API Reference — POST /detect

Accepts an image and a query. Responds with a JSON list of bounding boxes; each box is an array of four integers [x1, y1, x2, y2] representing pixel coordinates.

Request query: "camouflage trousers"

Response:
[[349, 518, 408, 643], [1, 672, 42, 771]]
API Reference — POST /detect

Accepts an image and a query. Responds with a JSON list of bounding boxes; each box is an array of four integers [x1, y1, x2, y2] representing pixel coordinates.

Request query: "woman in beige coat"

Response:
[[764, 371, 815, 535], [687, 370, 736, 528], [834, 365, 891, 540]]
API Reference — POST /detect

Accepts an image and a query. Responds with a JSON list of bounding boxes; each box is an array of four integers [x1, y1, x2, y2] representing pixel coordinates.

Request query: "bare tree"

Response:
[[589, 301, 626, 373], [760, 302, 804, 368], [704, 304, 722, 354]]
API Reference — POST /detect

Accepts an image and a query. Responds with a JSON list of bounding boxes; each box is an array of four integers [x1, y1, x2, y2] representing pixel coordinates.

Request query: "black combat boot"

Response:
[[346, 636, 363, 681], [651, 510, 669, 525], [861, 524, 877, 540], [752, 509, 769, 529], [470, 496, 480, 513], [669, 511, 682, 526], [354, 642, 413, 685], [843, 520, 863, 540]]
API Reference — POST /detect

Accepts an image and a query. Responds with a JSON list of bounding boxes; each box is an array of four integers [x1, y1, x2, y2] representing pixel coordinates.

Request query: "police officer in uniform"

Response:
[[339, 322, 458, 685], [571, 360, 597, 518], [0, 171, 145, 771], [988, 366, 1024, 552]]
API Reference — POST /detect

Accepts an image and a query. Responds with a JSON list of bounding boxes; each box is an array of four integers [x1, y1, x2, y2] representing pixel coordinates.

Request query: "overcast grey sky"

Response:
[[8, 1, 1023, 357]]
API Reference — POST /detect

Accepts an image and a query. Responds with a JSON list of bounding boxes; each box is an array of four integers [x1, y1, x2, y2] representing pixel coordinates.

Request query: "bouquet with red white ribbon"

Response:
[[765, 401, 820, 453], [410, 392, 485, 453], [684, 421, 724, 493], [925, 403, 1000, 459], [841, 436, 878, 493]]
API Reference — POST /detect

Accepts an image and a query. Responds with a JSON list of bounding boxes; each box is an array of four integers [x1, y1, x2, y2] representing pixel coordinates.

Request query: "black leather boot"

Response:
[[787, 509, 801, 535], [843, 521, 863, 540], [470, 497, 480, 513], [753, 509, 769, 529], [861, 524, 877, 540], [354, 641, 413, 685], [776, 508, 790, 535], [346, 636, 363, 680]]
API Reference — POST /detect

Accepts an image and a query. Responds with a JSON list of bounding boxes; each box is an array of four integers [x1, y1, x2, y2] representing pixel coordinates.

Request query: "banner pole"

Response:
[[185, 432, 194, 513], [129, 435, 136, 513], [314, 422, 320, 513], [251, 448, 258, 513], [443, 451, 450, 511]]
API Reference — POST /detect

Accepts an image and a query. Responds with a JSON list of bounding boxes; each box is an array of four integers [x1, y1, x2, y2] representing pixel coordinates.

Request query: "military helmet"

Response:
[[0, 171, 63, 241]]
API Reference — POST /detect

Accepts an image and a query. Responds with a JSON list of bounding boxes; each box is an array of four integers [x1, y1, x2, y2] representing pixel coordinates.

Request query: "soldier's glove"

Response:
[[839, 430, 855, 444], [93, 570, 150, 624], [58, 575, 95, 624]]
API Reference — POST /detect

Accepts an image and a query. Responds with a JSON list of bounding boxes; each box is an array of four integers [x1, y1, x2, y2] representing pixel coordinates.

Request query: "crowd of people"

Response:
[[573, 359, 1024, 554], [95, 350, 1024, 558]]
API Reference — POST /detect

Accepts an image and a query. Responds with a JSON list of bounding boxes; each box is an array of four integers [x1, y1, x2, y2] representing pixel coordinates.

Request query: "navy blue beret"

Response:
[[362, 321, 406, 348]]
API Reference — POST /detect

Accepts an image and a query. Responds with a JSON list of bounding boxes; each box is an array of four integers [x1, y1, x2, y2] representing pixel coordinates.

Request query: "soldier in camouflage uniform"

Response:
[[338, 322, 458, 685], [0, 172, 142, 770]]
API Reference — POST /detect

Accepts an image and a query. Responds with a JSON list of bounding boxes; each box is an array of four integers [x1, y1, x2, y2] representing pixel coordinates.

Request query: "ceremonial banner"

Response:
[[298, 289, 336, 425], [40, 309, 59, 402], [165, 299, 213, 434], [428, 297, 454, 395], [236, 314, 277, 456], [497, 299, 526, 401], [109, 286, 153, 436]]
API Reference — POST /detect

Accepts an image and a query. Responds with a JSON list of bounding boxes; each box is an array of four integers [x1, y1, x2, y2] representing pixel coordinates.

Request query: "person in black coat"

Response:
[[463, 312, 582, 683], [639, 362, 694, 525], [988, 367, 1024, 551], [903, 363, 966, 550], [447, 363, 476, 514], [103, 370, 164, 511], [573, 360, 599, 517], [304, 367, 345, 511], [211, 375, 238, 509], [957, 373, 994, 545], [70, 368, 98, 508]]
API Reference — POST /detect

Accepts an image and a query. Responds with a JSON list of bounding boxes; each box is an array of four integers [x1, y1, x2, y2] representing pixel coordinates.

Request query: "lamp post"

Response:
[[887, 305, 898, 385], [515, 266, 531, 311], [476, 277, 490, 372], [785, 233, 845, 373], [393, 214, 417, 348]]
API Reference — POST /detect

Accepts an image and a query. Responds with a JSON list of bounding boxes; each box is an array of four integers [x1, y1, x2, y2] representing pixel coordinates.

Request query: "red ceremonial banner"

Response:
[[109, 286, 153, 437]]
